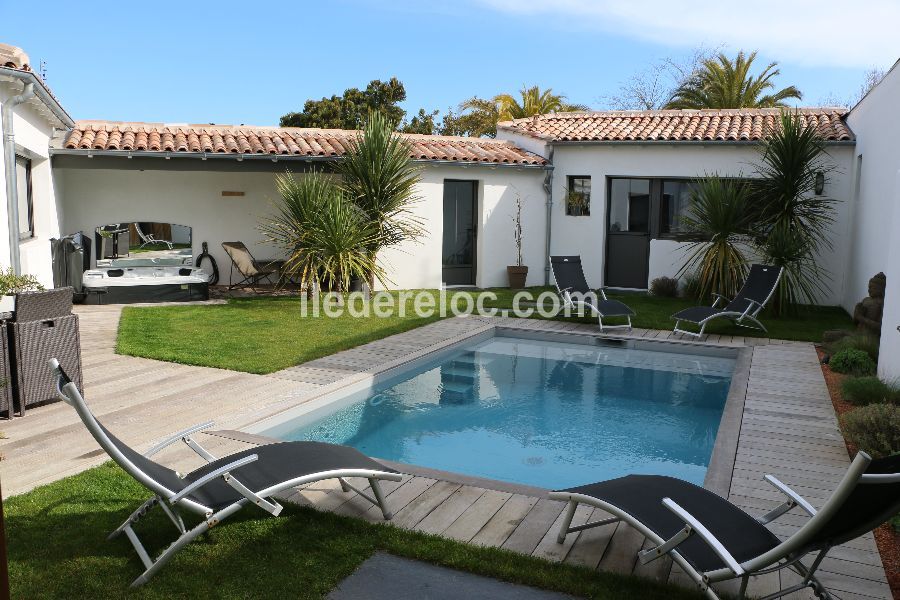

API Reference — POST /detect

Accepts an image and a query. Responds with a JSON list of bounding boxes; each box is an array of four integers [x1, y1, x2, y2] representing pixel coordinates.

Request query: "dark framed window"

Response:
[[660, 179, 698, 234], [15, 155, 34, 239], [565, 176, 591, 216]]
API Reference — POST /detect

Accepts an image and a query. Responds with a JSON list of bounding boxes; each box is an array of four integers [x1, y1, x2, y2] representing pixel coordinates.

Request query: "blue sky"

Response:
[[3, 0, 898, 126]]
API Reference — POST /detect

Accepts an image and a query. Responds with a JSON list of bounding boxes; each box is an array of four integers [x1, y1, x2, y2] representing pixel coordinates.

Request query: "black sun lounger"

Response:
[[550, 256, 635, 332], [550, 452, 900, 600], [673, 264, 783, 338], [50, 358, 402, 587]]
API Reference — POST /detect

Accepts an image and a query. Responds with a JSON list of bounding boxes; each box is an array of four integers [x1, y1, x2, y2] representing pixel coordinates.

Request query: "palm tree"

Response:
[[262, 171, 383, 293], [676, 176, 755, 301], [664, 51, 802, 109], [452, 85, 587, 137], [751, 111, 837, 313], [337, 110, 425, 287]]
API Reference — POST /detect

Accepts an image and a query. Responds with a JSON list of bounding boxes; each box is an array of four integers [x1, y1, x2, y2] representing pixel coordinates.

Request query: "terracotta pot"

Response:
[[507, 265, 528, 289]]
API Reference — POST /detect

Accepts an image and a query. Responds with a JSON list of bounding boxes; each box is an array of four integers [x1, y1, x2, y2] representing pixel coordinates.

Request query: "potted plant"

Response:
[[507, 194, 528, 288], [565, 188, 589, 216], [0, 267, 44, 313]]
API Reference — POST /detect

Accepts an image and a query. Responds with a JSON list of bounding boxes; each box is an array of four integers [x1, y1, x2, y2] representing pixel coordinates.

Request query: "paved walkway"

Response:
[[0, 304, 891, 599]]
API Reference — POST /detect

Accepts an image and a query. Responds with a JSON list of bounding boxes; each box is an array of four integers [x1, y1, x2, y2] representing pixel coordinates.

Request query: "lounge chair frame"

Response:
[[50, 358, 402, 587], [673, 265, 783, 339], [221, 241, 277, 291], [549, 452, 899, 600], [134, 223, 174, 250], [550, 255, 634, 333]]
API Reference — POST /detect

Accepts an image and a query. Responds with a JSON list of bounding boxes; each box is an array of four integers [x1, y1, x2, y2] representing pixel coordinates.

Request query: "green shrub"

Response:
[[841, 377, 900, 406], [829, 349, 877, 376], [841, 403, 900, 458], [0, 267, 43, 296], [650, 276, 679, 297], [828, 333, 880, 362]]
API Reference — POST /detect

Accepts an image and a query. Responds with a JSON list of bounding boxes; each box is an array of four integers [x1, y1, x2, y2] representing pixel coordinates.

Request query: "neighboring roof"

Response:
[[0, 43, 74, 128], [58, 121, 548, 166], [497, 108, 854, 143]]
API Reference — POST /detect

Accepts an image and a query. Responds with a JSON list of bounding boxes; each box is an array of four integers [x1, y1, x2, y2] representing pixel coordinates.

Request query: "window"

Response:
[[565, 176, 591, 216], [608, 178, 650, 232], [15, 155, 34, 239], [661, 180, 697, 234]]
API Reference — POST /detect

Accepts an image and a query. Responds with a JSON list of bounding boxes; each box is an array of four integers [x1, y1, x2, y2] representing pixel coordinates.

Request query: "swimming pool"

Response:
[[260, 335, 736, 489]]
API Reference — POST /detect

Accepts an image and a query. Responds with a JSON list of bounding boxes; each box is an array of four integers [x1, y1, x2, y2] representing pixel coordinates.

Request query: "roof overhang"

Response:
[[0, 67, 74, 128]]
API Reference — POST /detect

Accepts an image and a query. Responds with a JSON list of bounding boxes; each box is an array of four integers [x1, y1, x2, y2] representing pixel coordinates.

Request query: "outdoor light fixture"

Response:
[[815, 171, 825, 195]]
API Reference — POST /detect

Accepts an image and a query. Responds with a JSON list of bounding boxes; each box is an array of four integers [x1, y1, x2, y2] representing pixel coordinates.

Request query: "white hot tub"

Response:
[[82, 265, 210, 304]]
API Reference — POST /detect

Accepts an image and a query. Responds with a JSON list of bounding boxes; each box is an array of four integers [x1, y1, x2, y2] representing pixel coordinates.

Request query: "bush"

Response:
[[829, 349, 877, 376], [841, 403, 900, 458], [681, 272, 703, 301], [650, 276, 679, 297], [0, 267, 43, 296], [841, 377, 900, 406], [828, 333, 880, 362]]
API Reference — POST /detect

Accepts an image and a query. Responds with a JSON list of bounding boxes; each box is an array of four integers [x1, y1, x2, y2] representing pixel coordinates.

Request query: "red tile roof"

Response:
[[61, 121, 548, 166], [498, 108, 853, 143]]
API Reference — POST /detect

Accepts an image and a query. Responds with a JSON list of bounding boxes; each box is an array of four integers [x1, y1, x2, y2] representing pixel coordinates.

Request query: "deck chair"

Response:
[[134, 223, 174, 249], [550, 256, 635, 332], [50, 358, 402, 587], [550, 451, 900, 600], [673, 264, 783, 338], [221, 241, 276, 291]]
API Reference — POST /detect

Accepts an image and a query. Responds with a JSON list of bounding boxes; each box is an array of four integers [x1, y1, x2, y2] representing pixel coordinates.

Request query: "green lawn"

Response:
[[6, 463, 703, 599], [117, 288, 852, 374]]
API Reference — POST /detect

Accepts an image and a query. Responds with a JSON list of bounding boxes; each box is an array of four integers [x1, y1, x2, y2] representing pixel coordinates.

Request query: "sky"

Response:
[[2, 0, 899, 127]]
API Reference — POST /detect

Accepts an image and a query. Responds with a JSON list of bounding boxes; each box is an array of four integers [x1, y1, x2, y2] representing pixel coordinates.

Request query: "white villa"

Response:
[[2, 43, 899, 376]]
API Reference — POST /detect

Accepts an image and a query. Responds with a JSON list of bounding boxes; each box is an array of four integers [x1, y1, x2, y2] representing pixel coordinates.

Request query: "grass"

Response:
[[117, 287, 853, 374], [6, 463, 703, 599]]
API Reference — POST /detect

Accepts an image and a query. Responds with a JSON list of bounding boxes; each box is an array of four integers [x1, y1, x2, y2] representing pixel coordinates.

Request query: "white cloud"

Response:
[[477, 0, 899, 68]]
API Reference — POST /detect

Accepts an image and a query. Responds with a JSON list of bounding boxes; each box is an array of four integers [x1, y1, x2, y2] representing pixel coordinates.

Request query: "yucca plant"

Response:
[[751, 110, 837, 313], [337, 110, 425, 288], [262, 171, 384, 293], [676, 176, 754, 301]]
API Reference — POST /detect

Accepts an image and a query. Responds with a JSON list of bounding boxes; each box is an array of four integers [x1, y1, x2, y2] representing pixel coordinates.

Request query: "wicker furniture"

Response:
[[0, 313, 13, 418], [11, 287, 83, 415]]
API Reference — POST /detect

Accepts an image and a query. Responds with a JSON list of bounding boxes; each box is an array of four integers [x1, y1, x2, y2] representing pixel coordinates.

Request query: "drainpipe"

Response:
[[542, 145, 554, 285], [2, 81, 35, 274]]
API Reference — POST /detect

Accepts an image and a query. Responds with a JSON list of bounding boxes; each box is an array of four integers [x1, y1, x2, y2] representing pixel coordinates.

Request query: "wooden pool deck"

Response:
[[0, 304, 891, 599]]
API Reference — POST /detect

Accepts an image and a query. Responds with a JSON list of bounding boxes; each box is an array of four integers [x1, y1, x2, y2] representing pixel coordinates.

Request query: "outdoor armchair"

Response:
[[50, 358, 402, 587], [672, 264, 783, 338], [549, 452, 900, 600], [221, 241, 277, 291], [550, 255, 635, 332]]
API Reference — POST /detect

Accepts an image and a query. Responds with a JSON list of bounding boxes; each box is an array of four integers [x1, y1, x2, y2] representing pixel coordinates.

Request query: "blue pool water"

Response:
[[264, 336, 735, 489]]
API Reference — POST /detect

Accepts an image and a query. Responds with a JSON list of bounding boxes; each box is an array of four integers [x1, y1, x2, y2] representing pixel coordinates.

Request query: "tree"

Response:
[[750, 111, 837, 313], [603, 46, 719, 110], [442, 86, 587, 138], [664, 51, 802, 109], [337, 111, 425, 287], [280, 78, 408, 130], [400, 108, 440, 135], [820, 67, 887, 108]]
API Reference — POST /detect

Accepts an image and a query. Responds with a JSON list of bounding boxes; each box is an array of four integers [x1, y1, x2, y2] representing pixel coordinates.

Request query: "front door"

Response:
[[605, 178, 651, 289], [442, 180, 477, 286]]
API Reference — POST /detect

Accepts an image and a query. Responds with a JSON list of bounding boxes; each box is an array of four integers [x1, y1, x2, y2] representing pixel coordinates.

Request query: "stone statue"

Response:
[[853, 272, 886, 336]]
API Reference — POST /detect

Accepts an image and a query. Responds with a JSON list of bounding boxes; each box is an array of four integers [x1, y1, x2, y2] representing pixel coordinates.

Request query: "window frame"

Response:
[[15, 154, 35, 240], [565, 175, 591, 217]]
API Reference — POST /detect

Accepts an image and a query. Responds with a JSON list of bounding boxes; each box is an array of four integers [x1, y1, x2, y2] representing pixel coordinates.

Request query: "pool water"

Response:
[[263, 336, 735, 489]]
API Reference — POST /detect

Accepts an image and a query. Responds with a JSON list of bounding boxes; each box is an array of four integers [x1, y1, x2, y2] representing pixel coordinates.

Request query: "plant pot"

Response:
[[507, 265, 528, 289]]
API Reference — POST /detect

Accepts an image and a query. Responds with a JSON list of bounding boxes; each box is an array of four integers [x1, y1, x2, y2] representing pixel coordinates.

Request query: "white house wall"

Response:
[[541, 143, 854, 305], [55, 161, 546, 291], [0, 85, 63, 287]]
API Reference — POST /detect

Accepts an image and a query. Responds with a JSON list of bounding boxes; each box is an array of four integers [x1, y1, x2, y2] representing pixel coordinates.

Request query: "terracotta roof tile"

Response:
[[498, 108, 853, 143], [63, 121, 547, 166]]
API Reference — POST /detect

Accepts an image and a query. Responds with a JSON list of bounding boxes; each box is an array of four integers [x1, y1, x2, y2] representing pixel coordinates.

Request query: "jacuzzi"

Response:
[[82, 265, 210, 304]]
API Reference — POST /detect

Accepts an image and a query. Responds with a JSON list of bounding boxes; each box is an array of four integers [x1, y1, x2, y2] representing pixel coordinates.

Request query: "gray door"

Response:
[[442, 180, 477, 285], [605, 178, 651, 289]]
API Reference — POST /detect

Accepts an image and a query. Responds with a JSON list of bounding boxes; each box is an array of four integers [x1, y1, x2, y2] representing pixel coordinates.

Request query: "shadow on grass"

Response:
[[7, 463, 704, 599]]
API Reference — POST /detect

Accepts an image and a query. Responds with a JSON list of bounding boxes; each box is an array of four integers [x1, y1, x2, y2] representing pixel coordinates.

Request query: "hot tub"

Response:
[[82, 265, 210, 304]]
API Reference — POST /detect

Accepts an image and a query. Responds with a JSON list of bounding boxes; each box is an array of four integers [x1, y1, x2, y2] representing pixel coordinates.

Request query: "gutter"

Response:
[[2, 82, 35, 274], [48, 148, 551, 170], [542, 145, 554, 285], [541, 139, 856, 147], [0, 67, 75, 129]]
